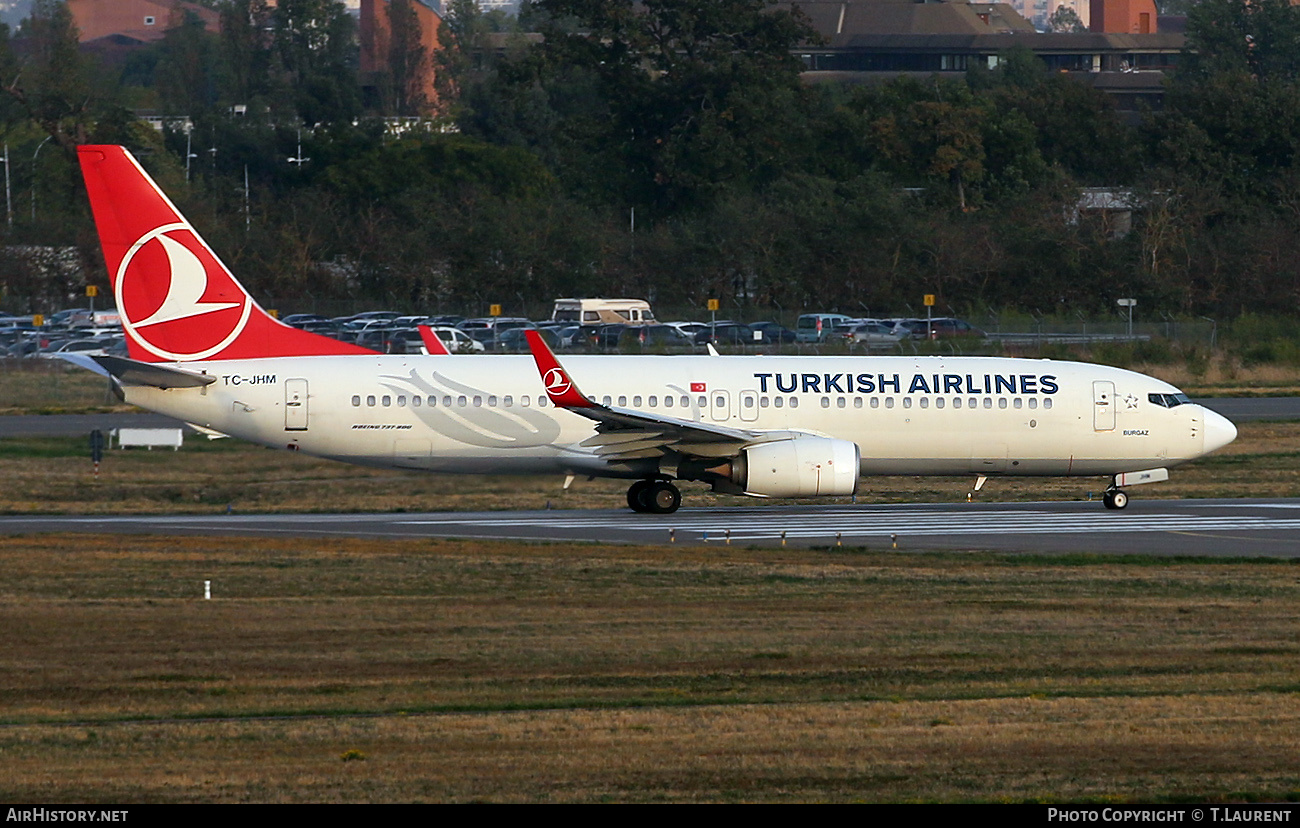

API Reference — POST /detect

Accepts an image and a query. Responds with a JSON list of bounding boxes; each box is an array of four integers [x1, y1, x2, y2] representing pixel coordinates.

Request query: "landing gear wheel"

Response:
[[627, 479, 682, 514], [644, 480, 681, 514], [627, 480, 652, 512], [1103, 489, 1129, 510]]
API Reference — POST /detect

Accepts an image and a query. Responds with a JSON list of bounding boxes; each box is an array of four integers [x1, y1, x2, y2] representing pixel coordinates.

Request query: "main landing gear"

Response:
[[627, 479, 682, 514]]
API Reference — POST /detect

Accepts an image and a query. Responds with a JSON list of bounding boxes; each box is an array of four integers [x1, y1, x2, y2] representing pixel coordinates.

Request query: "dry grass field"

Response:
[[0, 533, 1298, 803]]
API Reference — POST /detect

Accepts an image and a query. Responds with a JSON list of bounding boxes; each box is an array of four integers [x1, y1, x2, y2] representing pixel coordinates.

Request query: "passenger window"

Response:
[[1014, 398, 1022, 409], [1044, 399, 1053, 410], [382, 395, 391, 407], [953, 398, 962, 409], [633, 396, 642, 407], [521, 396, 530, 407], [902, 397, 912, 409], [538, 398, 548, 407], [618, 396, 627, 406], [442, 396, 452, 407], [760, 397, 769, 408], [488, 395, 497, 407], [602, 396, 612, 406], [412, 396, 421, 407], [871, 398, 879, 409], [919, 398, 928, 409], [885, 398, 894, 409], [1029, 398, 1038, 409], [837, 397, 846, 408], [681, 396, 689, 408], [697, 396, 706, 408], [854, 398, 863, 409], [504, 396, 513, 407], [649, 396, 658, 407], [983, 398, 992, 409], [457, 396, 467, 407], [664, 396, 673, 408], [998, 398, 1007, 409], [397, 396, 406, 407], [367, 395, 376, 406], [821, 397, 830, 408], [968, 398, 977, 409], [351, 395, 360, 407], [936, 398, 945, 409], [789, 397, 798, 408], [774, 397, 784, 408]]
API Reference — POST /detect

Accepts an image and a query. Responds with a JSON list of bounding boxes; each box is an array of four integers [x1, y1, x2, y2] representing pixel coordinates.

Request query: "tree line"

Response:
[[0, 0, 1299, 324]]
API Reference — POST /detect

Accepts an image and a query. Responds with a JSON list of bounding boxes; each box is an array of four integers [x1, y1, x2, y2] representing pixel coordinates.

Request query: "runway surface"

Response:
[[3, 499, 1298, 556]]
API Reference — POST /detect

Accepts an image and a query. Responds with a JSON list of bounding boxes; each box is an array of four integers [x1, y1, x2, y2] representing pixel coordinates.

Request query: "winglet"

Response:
[[417, 324, 451, 355], [525, 330, 594, 408]]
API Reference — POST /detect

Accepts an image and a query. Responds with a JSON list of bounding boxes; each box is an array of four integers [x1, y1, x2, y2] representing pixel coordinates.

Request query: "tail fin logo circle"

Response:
[[116, 222, 252, 360], [543, 367, 571, 396]]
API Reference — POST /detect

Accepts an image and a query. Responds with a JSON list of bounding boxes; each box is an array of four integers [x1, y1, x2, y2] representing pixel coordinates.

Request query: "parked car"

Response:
[[421, 326, 484, 353], [617, 324, 695, 349], [846, 321, 905, 349], [795, 313, 853, 342], [897, 317, 985, 340], [747, 321, 797, 344], [699, 322, 755, 345], [496, 326, 552, 352]]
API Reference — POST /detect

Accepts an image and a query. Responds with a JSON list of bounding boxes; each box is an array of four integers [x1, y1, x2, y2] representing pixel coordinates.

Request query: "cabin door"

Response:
[[1092, 381, 1115, 431], [285, 378, 309, 431]]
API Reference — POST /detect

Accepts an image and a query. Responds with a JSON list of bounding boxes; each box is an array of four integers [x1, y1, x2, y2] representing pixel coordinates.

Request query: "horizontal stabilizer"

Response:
[[93, 355, 216, 389]]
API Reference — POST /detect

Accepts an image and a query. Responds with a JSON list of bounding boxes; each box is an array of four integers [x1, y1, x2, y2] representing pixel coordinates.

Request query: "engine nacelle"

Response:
[[733, 437, 860, 498]]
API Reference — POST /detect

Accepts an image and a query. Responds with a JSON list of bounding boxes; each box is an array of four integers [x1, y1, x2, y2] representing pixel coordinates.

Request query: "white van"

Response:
[[551, 298, 656, 325]]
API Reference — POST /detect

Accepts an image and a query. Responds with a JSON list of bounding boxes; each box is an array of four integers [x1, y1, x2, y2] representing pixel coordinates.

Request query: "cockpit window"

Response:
[[1148, 392, 1193, 408]]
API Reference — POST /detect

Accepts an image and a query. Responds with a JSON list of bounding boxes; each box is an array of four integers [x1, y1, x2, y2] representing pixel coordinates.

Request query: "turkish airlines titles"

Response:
[[752, 372, 1061, 396]]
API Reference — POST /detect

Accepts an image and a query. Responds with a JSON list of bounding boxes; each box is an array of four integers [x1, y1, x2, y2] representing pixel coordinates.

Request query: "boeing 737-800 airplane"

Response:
[[72, 145, 1237, 513]]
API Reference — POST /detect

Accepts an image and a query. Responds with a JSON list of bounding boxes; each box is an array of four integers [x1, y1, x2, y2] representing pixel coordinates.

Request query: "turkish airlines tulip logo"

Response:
[[116, 223, 252, 360], [543, 367, 572, 397]]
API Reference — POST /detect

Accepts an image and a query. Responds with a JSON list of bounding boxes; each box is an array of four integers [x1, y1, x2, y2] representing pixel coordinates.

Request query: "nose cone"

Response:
[[1202, 408, 1238, 455]]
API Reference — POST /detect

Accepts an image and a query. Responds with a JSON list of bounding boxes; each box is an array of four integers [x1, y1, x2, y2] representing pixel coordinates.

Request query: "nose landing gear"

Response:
[[1102, 488, 1129, 510], [627, 479, 682, 513]]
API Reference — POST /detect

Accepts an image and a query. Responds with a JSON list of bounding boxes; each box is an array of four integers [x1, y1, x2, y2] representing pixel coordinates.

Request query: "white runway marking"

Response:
[[396, 509, 1300, 540]]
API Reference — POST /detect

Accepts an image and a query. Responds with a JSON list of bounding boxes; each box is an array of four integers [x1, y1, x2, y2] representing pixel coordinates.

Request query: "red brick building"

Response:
[[1090, 0, 1158, 34], [67, 0, 220, 45], [359, 0, 442, 115]]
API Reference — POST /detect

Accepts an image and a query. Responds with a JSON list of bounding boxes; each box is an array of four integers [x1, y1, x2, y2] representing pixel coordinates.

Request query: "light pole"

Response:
[[185, 129, 199, 181], [30, 135, 51, 224], [287, 130, 309, 168]]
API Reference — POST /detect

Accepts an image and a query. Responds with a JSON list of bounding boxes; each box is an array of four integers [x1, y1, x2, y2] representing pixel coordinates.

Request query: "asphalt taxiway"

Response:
[[3, 499, 1298, 556]]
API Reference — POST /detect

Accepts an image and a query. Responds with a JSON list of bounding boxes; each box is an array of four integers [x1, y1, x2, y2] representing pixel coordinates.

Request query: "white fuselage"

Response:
[[121, 353, 1231, 481]]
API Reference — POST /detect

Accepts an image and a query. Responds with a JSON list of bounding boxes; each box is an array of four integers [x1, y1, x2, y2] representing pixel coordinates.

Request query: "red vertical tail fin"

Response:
[[78, 145, 374, 363]]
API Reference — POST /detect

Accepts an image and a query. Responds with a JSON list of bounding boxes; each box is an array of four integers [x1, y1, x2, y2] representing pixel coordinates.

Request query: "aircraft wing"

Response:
[[524, 330, 802, 463]]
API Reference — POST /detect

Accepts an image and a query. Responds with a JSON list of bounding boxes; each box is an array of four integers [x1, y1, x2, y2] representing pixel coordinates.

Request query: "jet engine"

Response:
[[730, 437, 860, 497]]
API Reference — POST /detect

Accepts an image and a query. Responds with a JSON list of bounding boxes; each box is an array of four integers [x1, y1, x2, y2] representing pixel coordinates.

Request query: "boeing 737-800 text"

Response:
[[72, 145, 1236, 513]]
